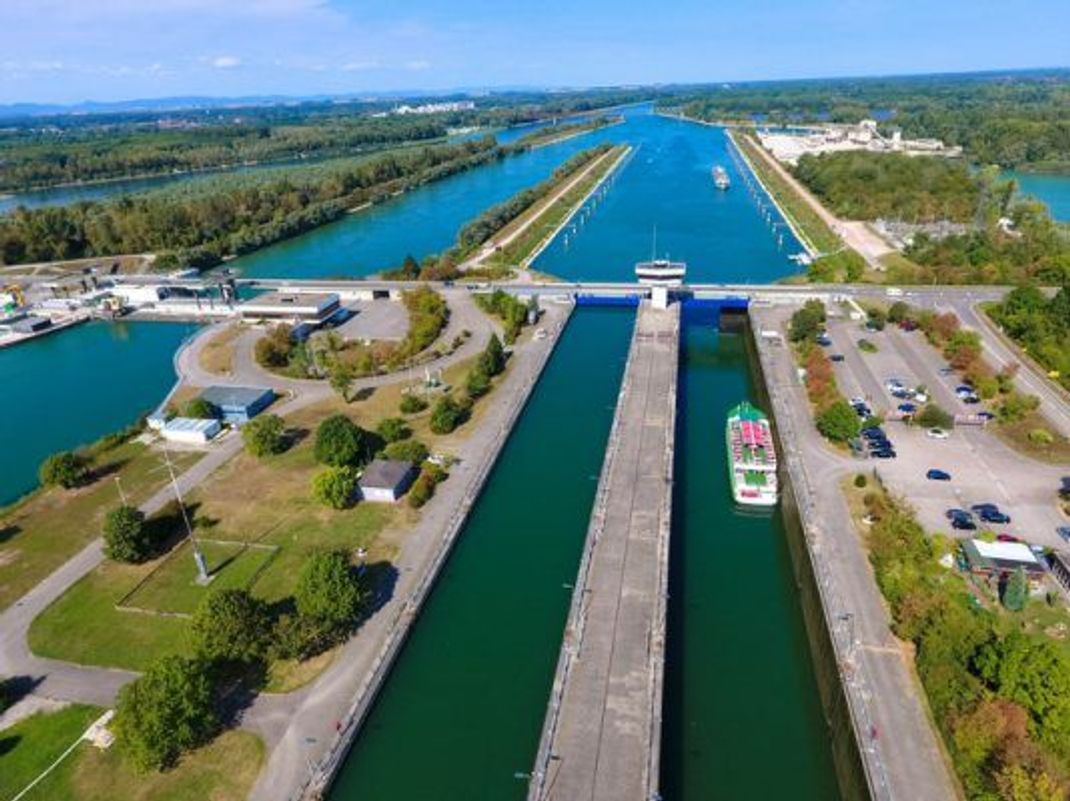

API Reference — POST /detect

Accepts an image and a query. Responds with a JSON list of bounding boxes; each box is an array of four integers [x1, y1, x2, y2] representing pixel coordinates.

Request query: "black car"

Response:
[[978, 509, 1011, 524], [951, 515, 977, 530], [870, 448, 897, 459], [830, 353, 845, 362], [867, 438, 892, 450]]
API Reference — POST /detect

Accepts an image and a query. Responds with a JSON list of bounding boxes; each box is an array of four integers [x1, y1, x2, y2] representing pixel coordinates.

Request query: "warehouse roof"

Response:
[[199, 385, 274, 409], [964, 539, 1044, 574], [162, 417, 220, 435]]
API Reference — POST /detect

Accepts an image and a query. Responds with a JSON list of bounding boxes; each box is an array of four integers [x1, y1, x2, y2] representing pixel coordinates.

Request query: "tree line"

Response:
[[0, 116, 450, 191], [0, 137, 501, 268]]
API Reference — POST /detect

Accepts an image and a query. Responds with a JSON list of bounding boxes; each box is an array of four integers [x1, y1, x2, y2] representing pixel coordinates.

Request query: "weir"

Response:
[[529, 299, 679, 801]]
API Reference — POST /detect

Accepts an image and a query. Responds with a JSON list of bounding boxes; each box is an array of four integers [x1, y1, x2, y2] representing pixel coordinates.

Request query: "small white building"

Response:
[[160, 417, 221, 445], [358, 459, 417, 503]]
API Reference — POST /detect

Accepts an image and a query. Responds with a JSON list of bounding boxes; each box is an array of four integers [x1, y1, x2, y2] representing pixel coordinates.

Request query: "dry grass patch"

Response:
[[197, 324, 243, 376], [991, 413, 1070, 464]]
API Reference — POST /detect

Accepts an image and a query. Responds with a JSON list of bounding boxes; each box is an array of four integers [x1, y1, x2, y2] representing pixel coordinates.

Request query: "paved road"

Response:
[[751, 304, 959, 801], [530, 302, 677, 801]]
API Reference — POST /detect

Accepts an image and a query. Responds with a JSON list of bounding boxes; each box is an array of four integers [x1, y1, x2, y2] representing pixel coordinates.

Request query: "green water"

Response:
[[660, 309, 842, 800], [1008, 170, 1070, 221], [329, 308, 632, 800]]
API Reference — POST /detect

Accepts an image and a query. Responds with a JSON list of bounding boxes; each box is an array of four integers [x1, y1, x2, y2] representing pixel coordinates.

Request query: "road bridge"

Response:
[[529, 299, 678, 801]]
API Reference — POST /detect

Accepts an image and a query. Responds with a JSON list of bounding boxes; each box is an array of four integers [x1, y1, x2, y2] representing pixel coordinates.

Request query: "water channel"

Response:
[[4, 108, 846, 800]]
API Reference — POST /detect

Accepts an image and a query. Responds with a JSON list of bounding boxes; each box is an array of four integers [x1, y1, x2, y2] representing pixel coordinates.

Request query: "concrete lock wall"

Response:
[[743, 319, 872, 801]]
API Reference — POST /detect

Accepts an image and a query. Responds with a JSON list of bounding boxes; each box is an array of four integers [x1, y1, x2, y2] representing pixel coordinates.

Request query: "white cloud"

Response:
[[342, 60, 380, 72], [211, 55, 241, 69], [405, 60, 431, 71]]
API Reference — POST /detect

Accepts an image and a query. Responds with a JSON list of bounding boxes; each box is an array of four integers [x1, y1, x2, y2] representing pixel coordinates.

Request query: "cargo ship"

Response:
[[726, 401, 778, 506], [712, 165, 731, 190]]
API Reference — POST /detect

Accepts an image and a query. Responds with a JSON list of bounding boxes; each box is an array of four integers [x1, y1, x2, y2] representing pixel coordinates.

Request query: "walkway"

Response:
[[749, 303, 958, 801], [530, 300, 678, 801]]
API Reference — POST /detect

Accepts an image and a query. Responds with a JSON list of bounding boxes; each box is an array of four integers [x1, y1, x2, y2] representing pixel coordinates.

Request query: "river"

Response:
[[1009, 170, 1070, 222]]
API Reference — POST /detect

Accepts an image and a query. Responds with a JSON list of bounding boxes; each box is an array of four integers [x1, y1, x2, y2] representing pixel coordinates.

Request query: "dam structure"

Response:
[[529, 298, 679, 801]]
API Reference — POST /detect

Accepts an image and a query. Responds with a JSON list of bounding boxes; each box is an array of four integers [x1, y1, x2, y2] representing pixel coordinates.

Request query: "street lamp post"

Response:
[[160, 442, 210, 584]]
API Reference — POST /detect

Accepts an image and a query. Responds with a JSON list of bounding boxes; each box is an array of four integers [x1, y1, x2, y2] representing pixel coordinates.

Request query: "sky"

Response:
[[2, 0, 1068, 105]]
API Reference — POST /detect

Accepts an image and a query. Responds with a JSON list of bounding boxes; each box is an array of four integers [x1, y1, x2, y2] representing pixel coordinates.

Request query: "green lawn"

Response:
[[0, 704, 101, 800], [0, 441, 199, 612], [124, 540, 277, 615], [17, 726, 263, 801]]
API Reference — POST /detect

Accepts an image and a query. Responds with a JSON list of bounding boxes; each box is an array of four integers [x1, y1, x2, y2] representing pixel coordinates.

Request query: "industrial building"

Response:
[[198, 385, 275, 424], [239, 292, 341, 324], [962, 539, 1046, 584], [358, 459, 417, 503], [160, 417, 222, 444], [756, 120, 963, 166]]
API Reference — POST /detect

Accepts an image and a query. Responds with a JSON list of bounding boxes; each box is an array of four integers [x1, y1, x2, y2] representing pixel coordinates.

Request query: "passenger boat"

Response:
[[725, 401, 778, 506], [634, 258, 686, 285], [712, 165, 731, 190]]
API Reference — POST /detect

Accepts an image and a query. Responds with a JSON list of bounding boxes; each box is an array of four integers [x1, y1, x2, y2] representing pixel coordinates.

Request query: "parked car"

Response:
[[926, 428, 949, 439], [946, 508, 969, 520], [977, 411, 995, 422], [867, 439, 892, 451], [830, 353, 845, 362], [914, 392, 929, 403], [971, 504, 1011, 524], [1057, 526, 1070, 543], [955, 384, 974, 394], [997, 534, 1020, 543], [871, 448, 897, 459], [862, 427, 886, 440], [816, 334, 832, 347], [951, 513, 977, 531], [963, 395, 981, 405], [926, 469, 952, 481], [898, 403, 917, 414]]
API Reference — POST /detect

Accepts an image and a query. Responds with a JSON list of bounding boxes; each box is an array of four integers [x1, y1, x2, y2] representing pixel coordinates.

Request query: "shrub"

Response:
[[382, 439, 430, 465], [915, 404, 954, 430], [1028, 428, 1055, 445], [399, 393, 428, 414], [295, 551, 366, 634], [1001, 568, 1028, 612], [190, 589, 272, 665], [314, 414, 372, 467], [408, 463, 448, 509], [103, 505, 152, 563], [998, 392, 1040, 423], [38, 450, 88, 490], [254, 324, 294, 368], [430, 395, 469, 435], [854, 474, 868, 489], [815, 400, 861, 442], [114, 655, 218, 771], [478, 333, 506, 377], [311, 466, 358, 510], [242, 413, 286, 458], [183, 397, 219, 420], [857, 338, 878, 353], [375, 417, 411, 443], [789, 300, 826, 343]]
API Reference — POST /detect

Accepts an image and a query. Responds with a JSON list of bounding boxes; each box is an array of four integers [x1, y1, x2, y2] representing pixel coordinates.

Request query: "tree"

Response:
[[887, 301, 912, 324], [328, 361, 356, 402], [313, 414, 371, 467], [408, 463, 447, 509], [190, 589, 272, 665], [375, 417, 411, 443], [429, 395, 468, 435], [399, 393, 428, 414], [254, 324, 294, 368], [103, 505, 151, 563], [382, 438, 429, 465], [38, 450, 88, 490], [815, 400, 861, 442], [183, 397, 219, 420], [311, 466, 358, 510], [295, 550, 365, 633], [478, 334, 506, 377], [114, 655, 217, 771], [465, 366, 491, 399], [242, 413, 286, 458], [788, 300, 826, 342], [1002, 567, 1028, 612]]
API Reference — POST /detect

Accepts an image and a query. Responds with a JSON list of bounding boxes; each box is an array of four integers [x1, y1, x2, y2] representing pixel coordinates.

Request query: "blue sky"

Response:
[[2, 0, 1068, 104]]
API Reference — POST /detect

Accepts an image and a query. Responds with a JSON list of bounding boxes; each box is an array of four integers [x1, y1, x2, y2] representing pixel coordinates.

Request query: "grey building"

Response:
[[358, 459, 417, 503]]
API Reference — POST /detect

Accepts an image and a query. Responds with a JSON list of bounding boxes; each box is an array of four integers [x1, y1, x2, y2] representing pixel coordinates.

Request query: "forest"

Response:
[[793, 151, 981, 222], [671, 71, 1070, 171], [0, 138, 502, 267], [990, 284, 1070, 390]]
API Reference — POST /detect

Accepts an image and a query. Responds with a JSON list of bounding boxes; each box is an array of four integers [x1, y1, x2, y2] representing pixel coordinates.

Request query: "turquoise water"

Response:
[[1009, 170, 1070, 221], [329, 308, 632, 800], [0, 321, 195, 505], [661, 308, 841, 800]]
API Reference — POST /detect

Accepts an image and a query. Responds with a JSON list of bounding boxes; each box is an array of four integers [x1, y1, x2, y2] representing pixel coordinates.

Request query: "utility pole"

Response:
[[160, 442, 210, 584]]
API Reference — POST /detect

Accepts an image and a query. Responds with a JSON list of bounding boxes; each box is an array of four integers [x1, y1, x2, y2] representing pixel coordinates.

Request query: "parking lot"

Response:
[[824, 313, 1070, 550]]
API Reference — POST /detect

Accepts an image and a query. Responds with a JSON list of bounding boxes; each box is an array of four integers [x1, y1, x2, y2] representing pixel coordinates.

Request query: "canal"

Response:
[[329, 307, 633, 800], [660, 307, 841, 800]]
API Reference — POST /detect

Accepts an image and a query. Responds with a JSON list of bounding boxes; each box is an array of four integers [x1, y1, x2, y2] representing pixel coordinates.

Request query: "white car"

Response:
[[926, 428, 950, 439], [914, 392, 929, 403]]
